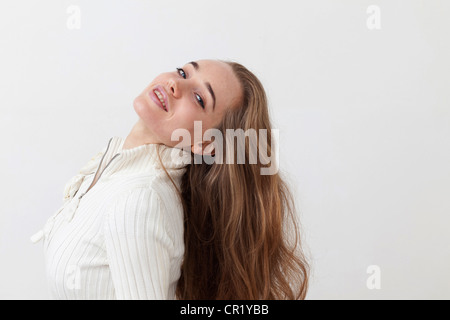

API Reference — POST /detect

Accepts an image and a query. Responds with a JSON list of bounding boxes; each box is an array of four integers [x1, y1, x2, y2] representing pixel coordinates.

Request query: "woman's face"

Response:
[[133, 59, 242, 150]]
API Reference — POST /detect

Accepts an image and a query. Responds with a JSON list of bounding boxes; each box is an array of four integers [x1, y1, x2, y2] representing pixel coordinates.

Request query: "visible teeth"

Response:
[[154, 90, 166, 110]]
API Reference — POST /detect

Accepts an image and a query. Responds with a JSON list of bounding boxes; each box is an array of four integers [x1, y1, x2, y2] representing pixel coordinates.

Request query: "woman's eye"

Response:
[[196, 94, 205, 109], [176, 68, 186, 79], [177, 67, 205, 109]]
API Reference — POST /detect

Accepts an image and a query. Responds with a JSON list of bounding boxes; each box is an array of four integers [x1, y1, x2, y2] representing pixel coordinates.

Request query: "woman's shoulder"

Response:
[[103, 177, 184, 248], [150, 171, 183, 198], [106, 172, 184, 221]]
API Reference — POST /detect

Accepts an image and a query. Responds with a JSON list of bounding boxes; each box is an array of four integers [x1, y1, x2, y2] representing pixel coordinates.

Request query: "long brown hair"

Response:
[[160, 61, 309, 299]]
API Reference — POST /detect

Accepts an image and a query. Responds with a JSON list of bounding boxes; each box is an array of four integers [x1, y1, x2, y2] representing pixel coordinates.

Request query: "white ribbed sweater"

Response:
[[31, 136, 191, 300]]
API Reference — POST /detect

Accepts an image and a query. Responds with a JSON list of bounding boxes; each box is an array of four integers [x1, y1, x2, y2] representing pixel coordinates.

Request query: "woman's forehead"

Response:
[[188, 60, 242, 110]]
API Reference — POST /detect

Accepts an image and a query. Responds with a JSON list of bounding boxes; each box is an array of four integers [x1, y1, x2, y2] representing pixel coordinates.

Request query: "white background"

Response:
[[1, 0, 449, 299]]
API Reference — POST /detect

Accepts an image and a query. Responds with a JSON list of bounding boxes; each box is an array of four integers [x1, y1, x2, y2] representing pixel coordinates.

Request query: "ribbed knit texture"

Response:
[[31, 136, 191, 300]]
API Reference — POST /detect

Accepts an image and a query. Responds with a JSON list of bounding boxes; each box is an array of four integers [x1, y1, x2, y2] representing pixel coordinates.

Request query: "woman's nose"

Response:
[[168, 79, 180, 98]]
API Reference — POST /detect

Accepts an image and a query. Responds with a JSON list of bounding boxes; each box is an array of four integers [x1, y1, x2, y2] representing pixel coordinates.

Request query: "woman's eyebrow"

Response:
[[189, 61, 199, 71], [188, 61, 216, 111]]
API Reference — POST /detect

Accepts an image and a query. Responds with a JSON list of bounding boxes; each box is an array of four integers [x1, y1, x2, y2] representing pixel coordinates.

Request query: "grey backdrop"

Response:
[[1, 0, 449, 299]]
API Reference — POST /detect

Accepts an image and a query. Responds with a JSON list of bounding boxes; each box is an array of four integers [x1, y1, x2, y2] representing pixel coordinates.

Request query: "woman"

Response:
[[32, 59, 309, 300]]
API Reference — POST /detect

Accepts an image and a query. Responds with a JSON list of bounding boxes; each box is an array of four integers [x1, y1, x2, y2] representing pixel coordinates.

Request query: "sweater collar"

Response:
[[101, 136, 192, 176], [65, 136, 192, 200]]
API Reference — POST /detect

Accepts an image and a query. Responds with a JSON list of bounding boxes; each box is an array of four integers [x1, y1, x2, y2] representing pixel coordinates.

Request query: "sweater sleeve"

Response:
[[103, 187, 177, 300]]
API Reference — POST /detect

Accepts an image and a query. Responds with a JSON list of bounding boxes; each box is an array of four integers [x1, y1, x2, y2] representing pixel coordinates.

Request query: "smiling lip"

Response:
[[149, 86, 169, 112]]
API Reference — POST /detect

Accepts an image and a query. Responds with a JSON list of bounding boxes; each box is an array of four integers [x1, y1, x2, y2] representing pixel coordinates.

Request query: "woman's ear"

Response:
[[191, 141, 215, 156]]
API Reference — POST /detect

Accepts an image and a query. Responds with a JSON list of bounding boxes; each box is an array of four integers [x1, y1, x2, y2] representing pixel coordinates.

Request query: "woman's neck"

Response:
[[123, 119, 159, 150]]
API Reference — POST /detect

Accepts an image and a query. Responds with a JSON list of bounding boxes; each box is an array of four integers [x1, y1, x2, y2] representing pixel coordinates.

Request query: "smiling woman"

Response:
[[32, 59, 309, 300], [128, 59, 242, 152]]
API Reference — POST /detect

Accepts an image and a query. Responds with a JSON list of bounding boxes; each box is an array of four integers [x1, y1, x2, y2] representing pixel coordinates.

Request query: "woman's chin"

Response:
[[133, 95, 153, 117]]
